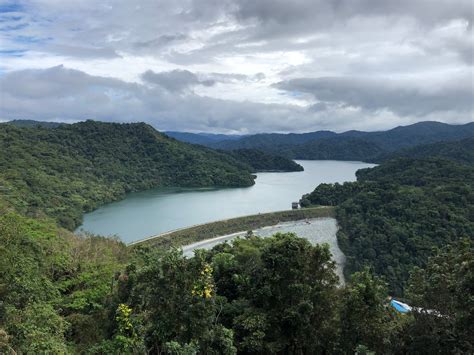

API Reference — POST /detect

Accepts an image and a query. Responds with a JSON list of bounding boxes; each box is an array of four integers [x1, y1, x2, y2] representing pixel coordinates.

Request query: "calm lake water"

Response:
[[77, 160, 375, 243]]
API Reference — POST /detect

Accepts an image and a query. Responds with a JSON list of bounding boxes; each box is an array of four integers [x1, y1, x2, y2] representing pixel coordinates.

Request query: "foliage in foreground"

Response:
[[0, 212, 128, 353], [1, 214, 471, 354]]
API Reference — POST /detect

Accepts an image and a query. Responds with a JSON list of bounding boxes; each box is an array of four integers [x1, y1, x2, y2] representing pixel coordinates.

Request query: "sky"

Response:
[[0, 0, 472, 133]]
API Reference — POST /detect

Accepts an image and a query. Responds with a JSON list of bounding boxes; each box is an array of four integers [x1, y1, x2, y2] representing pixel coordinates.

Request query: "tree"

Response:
[[400, 239, 473, 354], [6, 302, 68, 354], [209, 233, 340, 354], [338, 268, 395, 354], [129, 249, 236, 354]]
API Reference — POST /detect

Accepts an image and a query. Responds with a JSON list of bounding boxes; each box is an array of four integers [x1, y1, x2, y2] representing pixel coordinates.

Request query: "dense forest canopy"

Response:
[[1, 212, 471, 354], [6, 119, 66, 129], [0, 212, 129, 353], [224, 149, 304, 172], [301, 157, 474, 295], [375, 137, 474, 164], [0, 121, 256, 229], [275, 137, 384, 161]]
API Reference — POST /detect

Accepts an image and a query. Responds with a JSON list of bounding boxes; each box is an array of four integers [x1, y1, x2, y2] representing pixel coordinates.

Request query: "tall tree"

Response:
[[401, 240, 473, 354]]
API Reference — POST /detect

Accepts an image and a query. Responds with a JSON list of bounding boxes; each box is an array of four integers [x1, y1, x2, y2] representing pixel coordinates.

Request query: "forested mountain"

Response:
[[164, 133, 304, 171], [165, 131, 245, 145], [375, 137, 474, 164], [273, 137, 384, 160], [225, 149, 304, 171], [301, 157, 474, 295], [206, 121, 474, 160], [6, 119, 66, 129], [210, 130, 337, 150], [354, 121, 474, 151], [0, 121, 255, 229]]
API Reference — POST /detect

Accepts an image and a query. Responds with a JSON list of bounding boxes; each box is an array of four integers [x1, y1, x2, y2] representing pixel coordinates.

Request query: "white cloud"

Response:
[[0, 0, 472, 132]]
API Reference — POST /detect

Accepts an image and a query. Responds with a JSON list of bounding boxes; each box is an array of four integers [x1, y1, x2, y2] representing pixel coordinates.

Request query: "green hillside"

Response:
[[279, 137, 384, 160], [211, 130, 337, 150], [375, 137, 474, 164], [164, 131, 245, 145], [225, 148, 304, 172], [6, 119, 66, 129], [0, 121, 255, 229], [301, 157, 474, 295], [211, 121, 474, 161]]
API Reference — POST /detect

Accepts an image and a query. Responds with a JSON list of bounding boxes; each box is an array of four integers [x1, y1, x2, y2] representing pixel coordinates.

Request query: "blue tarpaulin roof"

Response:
[[390, 299, 412, 313]]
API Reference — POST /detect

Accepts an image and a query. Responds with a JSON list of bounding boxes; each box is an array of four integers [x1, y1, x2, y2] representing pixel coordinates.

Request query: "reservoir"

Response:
[[77, 160, 375, 243]]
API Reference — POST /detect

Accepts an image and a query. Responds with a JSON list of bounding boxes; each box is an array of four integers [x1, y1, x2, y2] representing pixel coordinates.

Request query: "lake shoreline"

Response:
[[78, 160, 376, 242]]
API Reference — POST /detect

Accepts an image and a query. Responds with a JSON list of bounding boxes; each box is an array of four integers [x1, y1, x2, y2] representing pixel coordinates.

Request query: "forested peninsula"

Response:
[[0, 121, 256, 229]]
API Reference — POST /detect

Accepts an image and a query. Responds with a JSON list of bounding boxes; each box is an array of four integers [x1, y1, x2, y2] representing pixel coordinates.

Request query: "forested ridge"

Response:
[[374, 137, 474, 164], [301, 156, 474, 295], [164, 131, 245, 146], [208, 121, 474, 161], [224, 149, 304, 172], [0, 121, 255, 229], [274, 137, 384, 161]]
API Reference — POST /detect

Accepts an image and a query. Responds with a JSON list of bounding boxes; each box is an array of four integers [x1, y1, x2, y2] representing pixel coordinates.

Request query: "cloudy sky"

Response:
[[0, 0, 472, 133]]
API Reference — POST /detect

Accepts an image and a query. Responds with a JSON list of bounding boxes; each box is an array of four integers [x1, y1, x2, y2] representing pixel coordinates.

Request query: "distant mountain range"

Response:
[[166, 130, 337, 147], [167, 121, 474, 161], [7, 119, 474, 162], [164, 131, 246, 145]]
